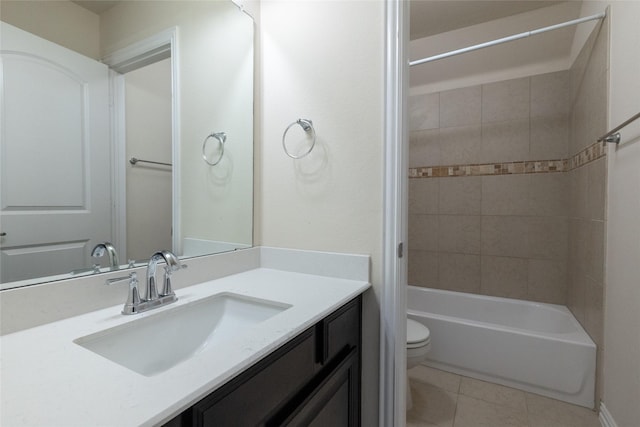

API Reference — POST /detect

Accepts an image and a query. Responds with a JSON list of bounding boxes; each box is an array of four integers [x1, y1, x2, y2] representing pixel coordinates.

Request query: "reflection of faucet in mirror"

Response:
[[91, 242, 120, 270]]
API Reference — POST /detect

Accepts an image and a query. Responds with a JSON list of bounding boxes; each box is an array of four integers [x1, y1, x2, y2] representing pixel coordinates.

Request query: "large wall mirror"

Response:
[[0, 0, 254, 290]]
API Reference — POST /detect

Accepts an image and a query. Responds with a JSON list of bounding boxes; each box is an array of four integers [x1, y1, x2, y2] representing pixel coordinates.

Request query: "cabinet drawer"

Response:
[[191, 328, 316, 427], [318, 297, 361, 365]]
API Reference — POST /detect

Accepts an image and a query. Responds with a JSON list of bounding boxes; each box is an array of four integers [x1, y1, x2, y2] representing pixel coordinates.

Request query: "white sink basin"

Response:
[[74, 293, 291, 376]]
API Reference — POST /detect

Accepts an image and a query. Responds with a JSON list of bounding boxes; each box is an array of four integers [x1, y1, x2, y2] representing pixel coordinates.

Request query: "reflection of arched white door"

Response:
[[0, 23, 111, 283]]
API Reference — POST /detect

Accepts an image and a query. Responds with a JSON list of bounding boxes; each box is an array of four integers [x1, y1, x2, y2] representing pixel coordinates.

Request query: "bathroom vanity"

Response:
[[165, 296, 361, 426], [0, 248, 370, 426]]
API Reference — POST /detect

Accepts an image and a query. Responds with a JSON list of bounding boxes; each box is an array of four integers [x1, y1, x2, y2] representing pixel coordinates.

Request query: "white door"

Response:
[[0, 22, 112, 284]]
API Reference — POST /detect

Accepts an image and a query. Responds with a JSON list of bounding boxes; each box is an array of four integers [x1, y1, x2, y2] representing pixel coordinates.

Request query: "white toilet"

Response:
[[406, 318, 431, 410]]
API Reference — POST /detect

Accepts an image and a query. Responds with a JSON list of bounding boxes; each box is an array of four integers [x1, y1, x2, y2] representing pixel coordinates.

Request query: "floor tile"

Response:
[[459, 377, 527, 411], [526, 393, 600, 427], [453, 395, 528, 427], [408, 380, 458, 427], [409, 364, 462, 393], [407, 419, 440, 427], [407, 367, 601, 427]]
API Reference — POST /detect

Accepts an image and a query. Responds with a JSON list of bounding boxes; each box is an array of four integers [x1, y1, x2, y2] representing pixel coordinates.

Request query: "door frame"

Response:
[[380, 0, 409, 426], [102, 27, 181, 260]]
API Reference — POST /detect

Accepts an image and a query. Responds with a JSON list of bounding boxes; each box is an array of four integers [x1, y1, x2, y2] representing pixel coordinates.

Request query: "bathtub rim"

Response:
[[407, 285, 596, 346]]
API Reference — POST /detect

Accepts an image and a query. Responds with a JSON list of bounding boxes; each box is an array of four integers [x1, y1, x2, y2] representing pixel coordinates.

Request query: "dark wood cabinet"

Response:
[[270, 347, 359, 427], [164, 296, 362, 427]]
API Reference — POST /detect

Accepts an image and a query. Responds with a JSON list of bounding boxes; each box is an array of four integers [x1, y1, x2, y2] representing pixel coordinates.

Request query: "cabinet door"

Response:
[[191, 328, 316, 427], [272, 347, 360, 427]]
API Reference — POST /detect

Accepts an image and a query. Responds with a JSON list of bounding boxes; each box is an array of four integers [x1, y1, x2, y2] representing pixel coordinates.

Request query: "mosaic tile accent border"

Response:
[[409, 159, 567, 178], [569, 140, 607, 170], [409, 141, 606, 178]]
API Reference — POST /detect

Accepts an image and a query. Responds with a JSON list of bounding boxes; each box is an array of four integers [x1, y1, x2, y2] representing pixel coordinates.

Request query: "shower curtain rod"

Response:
[[410, 12, 606, 67]]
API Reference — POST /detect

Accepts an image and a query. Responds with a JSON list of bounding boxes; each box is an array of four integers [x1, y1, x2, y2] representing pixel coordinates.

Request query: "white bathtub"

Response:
[[407, 286, 596, 408]]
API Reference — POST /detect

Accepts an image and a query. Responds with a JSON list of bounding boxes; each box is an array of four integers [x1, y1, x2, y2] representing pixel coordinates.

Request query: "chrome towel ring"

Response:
[[202, 132, 226, 166], [283, 118, 316, 159]]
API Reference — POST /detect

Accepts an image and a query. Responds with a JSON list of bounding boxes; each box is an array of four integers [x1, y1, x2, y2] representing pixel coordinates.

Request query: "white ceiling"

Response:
[[72, 1, 565, 37], [71, 0, 119, 15], [409, 1, 589, 92], [410, 0, 567, 40]]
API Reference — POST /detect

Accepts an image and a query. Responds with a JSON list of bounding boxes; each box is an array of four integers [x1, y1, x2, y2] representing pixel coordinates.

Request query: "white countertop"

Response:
[[0, 267, 370, 426]]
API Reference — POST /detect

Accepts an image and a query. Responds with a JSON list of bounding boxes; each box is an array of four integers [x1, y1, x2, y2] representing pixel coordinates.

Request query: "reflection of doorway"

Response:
[[104, 27, 180, 263], [124, 58, 172, 261]]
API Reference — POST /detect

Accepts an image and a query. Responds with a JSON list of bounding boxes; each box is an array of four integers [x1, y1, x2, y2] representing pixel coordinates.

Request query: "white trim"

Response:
[[103, 28, 181, 256], [109, 69, 127, 262], [380, 0, 409, 426], [599, 403, 619, 427], [102, 27, 175, 74], [170, 31, 182, 255], [230, 0, 255, 21]]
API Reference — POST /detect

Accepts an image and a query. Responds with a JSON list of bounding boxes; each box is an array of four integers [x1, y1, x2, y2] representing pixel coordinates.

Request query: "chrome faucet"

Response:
[[105, 250, 184, 315], [145, 250, 182, 301], [91, 242, 120, 270]]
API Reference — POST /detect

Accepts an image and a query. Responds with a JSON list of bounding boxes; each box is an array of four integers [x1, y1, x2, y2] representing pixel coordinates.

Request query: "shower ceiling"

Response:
[[409, 1, 589, 91], [410, 0, 566, 40]]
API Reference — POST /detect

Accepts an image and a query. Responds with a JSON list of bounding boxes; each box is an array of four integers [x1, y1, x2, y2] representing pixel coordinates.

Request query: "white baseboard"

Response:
[[599, 402, 618, 427]]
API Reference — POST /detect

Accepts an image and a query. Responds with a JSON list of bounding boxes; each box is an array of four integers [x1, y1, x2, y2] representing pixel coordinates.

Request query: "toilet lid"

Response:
[[407, 318, 430, 346]]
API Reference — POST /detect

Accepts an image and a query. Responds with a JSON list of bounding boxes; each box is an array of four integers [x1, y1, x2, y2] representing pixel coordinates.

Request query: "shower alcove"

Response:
[[407, 1, 608, 408]]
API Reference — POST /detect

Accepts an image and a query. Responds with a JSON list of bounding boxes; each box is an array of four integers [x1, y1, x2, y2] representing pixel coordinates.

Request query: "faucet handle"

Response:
[[106, 272, 142, 315], [156, 251, 184, 297], [163, 263, 188, 274], [161, 265, 183, 297]]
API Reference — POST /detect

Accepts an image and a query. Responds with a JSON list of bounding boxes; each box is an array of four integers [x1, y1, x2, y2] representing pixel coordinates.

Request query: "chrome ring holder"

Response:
[[202, 132, 227, 166], [283, 119, 316, 159]]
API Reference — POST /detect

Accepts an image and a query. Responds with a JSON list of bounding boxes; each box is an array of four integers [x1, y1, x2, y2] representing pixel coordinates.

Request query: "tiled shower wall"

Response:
[[408, 71, 572, 304], [567, 18, 608, 403]]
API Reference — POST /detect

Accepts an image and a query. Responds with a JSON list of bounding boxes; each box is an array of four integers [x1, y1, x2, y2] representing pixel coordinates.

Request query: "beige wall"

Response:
[[602, 1, 640, 425], [0, 0, 100, 59], [257, 1, 384, 425]]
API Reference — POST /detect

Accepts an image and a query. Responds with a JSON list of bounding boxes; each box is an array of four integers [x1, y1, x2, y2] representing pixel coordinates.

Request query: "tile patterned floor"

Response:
[[407, 365, 601, 427]]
